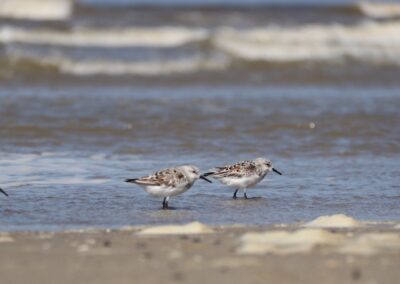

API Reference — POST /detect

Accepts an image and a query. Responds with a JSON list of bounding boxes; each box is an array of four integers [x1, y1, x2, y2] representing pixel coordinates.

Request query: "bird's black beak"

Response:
[[200, 175, 212, 183], [272, 168, 282, 175], [0, 188, 8, 197]]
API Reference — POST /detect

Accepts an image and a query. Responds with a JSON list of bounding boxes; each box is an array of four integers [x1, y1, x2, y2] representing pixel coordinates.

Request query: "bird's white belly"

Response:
[[220, 175, 264, 189], [144, 184, 191, 197]]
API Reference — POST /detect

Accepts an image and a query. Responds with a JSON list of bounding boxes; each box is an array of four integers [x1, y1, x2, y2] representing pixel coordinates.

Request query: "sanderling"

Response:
[[0, 188, 8, 197], [203, 158, 282, 199], [125, 165, 212, 209]]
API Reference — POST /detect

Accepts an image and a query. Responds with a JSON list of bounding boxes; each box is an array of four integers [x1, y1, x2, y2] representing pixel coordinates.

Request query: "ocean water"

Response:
[[1, 1, 400, 85], [0, 0, 399, 231]]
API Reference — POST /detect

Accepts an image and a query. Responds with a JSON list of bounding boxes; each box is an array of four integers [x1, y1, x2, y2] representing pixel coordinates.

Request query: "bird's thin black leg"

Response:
[[243, 189, 249, 199], [162, 197, 167, 209], [0, 188, 8, 197], [233, 188, 239, 199]]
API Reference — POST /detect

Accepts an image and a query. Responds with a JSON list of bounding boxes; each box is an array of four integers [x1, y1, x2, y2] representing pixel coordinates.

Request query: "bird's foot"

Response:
[[161, 206, 176, 210]]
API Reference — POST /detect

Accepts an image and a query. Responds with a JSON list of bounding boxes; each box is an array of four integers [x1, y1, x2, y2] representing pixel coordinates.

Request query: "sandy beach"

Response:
[[1, 215, 400, 284]]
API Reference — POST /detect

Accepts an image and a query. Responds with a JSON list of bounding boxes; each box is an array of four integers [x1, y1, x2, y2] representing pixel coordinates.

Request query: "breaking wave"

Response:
[[0, 26, 209, 48], [56, 56, 229, 76], [214, 20, 400, 65], [1, 54, 230, 76], [1, 10, 400, 79]]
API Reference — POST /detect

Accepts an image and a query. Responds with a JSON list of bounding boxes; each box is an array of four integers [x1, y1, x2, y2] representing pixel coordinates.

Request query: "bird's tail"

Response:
[[125, 179, 138, 183], [0, 188, 8, 197]]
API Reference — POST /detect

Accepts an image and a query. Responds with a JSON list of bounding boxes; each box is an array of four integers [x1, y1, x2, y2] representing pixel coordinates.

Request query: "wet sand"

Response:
[[1, 217, 400, 284]]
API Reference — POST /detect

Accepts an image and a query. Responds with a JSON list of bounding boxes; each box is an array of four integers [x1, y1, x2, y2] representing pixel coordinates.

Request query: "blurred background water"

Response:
[[0, 0, 399, 231]]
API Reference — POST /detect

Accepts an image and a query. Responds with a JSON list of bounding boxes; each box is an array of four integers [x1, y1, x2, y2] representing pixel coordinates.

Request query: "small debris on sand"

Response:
[[138, 222, 214, 235], [0, 234, 14, 243], [238, 229, 343, 255], [304, 214, 362, 228]]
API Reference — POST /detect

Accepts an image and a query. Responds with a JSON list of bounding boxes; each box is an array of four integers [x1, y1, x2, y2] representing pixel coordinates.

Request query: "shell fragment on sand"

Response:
[[238, 229, 343, 255], [304, 214, 362, 228], [138, 222, 214, 235]]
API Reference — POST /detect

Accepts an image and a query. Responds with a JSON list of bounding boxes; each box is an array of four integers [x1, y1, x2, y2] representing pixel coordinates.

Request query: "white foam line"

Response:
[[2, 179, 110, 188], [0, 0, 72, 21], [213, 21, 400, 64], [53, 56, 229, 76], [0, 26, 209, 48]]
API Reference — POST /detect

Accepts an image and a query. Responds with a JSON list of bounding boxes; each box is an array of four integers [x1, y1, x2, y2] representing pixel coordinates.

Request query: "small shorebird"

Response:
[[203, 158, 282, 199], [0, 188, 8, 197], [125, 165, 212, 209]]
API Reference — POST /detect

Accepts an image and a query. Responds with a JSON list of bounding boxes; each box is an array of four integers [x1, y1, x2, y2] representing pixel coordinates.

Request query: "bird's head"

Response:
[[254, 157, 282, 175], [179, 165, 212, 183]]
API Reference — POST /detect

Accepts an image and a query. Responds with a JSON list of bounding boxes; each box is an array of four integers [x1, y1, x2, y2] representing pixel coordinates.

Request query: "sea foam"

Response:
[[0, 0, 72, 21]]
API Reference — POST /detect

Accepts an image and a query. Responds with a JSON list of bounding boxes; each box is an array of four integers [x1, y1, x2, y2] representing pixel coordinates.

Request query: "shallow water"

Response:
[[0, 86, 399, 231], [1, 0, 400, 232]]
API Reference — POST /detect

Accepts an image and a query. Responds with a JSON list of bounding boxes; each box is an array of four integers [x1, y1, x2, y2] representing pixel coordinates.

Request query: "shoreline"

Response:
[[1, 219, 399, 234], [1, 212, 399, 233]]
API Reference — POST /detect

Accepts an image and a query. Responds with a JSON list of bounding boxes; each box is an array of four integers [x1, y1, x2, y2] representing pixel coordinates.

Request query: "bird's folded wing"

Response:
[[213, 161, 256, 178], [134, 168, 186, 187]]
